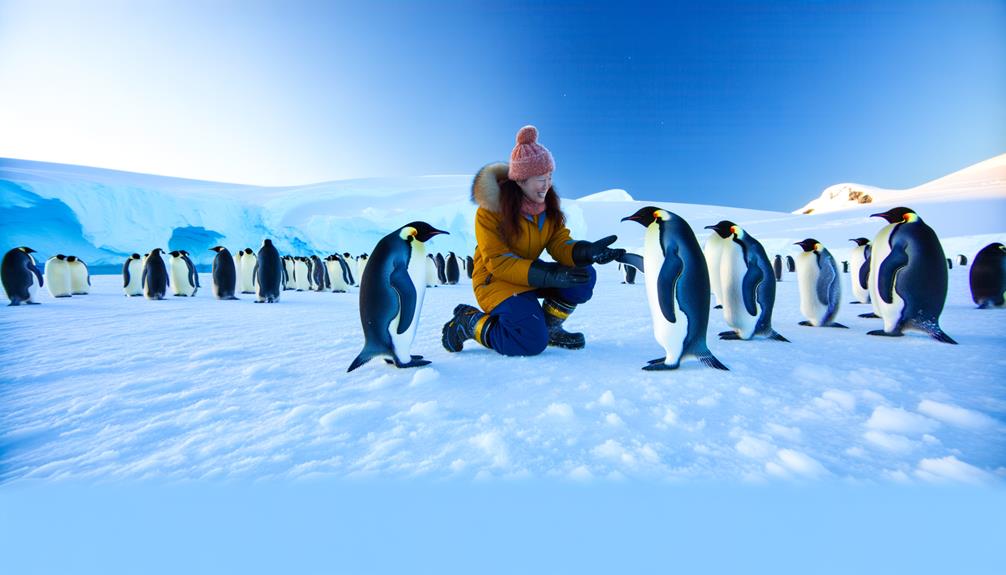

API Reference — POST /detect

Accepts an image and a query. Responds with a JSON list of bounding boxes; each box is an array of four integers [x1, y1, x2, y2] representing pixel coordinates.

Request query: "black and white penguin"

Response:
[[848, 238, 872, 305], [466, 255, 474, 279], [357, 254, 370, 286], [168, 251, 198, 296], [794, 239, 846, 328], [868, 207, 956, 343], [255, 239, 282, 303], [841, 260, 849, 274], [619, 262, 638, 284], [293, 257, 310, 291], [773, 254, 784, 281], [45, 254, 73, 298], [785, 255, 795, 273], [2, 247, 44, 305], [209, 246, 239, 300], [434, 252, 447, 285], [281, 256, 293, 290], [310, 255, 326, 292], [446, 252, 460, 285], [65, 256, 90, 295], [348, 222, 448, 372], [718, 224, 788, 341], [233, 249, 244, 291], [325, 256, 347, 293], [425, 254, 438, 287], [958, 254, 968, 266], [336, 253, 354, 290], [621, 207, 728, 371], [946, 258, 953, 270], [123, 253, 144, 297], [181, 251, 200, 291], [240, 248, 257, 294], [703, 221, 734, 308], [969, 242, 1006, 309], [142, 249, 169, 300]]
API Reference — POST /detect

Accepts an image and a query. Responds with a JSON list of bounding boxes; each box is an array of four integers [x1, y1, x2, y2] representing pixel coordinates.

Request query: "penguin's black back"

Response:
[[446, 253, 460, 284], [888, 220, 948, 323], [970, 243, 1006, 307], [257, 241, 283, 298], [213, 248, 237, 298], [737, 233, 777, 334], [144, 251, 168, 297], [2, 249, 40, 303]]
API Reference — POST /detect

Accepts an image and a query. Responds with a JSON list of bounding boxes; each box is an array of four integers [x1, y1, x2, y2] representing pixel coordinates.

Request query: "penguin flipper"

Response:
[[741, 264, 763, 316], [877, 243, 909, 305], [817, 257, 837, 307], [123, 261, 131, 288], [617, 253, 645, 273], [657, 252, 684, 323], [141, 266, 148, 289], [30, 262, 43, 288], [390, 265, 418, 335]]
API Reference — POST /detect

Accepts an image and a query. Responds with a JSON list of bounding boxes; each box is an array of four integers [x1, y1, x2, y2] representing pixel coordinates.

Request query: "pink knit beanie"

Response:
[[508, 125, 555, 181]]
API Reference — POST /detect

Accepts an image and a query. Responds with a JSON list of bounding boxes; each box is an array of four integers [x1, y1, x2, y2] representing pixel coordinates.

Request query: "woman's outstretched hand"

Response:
[[527, 260, 590, 288], [573, 235, 626, 266]]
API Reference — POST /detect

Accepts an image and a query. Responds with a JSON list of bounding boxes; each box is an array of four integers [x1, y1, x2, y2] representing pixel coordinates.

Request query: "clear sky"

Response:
[[0, 0, 1003, 210]]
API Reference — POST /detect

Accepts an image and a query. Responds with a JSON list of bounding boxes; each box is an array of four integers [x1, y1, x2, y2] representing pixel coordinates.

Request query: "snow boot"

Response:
[[442, 304, 489, 352], [542, 298, 585, 350]]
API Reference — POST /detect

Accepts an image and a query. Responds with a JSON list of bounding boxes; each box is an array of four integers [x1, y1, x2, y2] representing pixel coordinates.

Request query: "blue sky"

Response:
[[0, 0, 1003, 210]]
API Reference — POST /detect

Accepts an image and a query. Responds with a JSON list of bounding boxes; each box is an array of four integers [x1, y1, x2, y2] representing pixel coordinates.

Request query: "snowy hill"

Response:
[[794, 153, 1006, 215]]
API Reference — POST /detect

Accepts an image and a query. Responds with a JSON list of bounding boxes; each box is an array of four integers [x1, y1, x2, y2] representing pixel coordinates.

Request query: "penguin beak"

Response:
[[703, 225, 715, 230], [620, 216, 635, 222]]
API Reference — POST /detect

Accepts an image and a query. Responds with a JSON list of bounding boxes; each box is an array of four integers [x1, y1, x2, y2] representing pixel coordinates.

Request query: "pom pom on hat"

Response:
[[509, 124, 555, 181]]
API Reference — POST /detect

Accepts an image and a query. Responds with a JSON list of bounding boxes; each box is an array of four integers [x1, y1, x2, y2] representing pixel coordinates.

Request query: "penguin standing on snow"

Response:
[[620, 207, 728, 371], [240, 248, 257, 294], [969, 242, 1006, 309], [446, 252, 460, 285], [702, 222, 733, 308], [293, 257, 310, 291], [123, 253, 144, 297], [715, 223, 788, 342], [434, 252, 447, 285], [45, 254, 73, 298], [425, 254, 438, 287], [848, 238, 871, 305], [867, 206, 956, 343], [794, 239, 846, 328], [310, 255, 326, 292], [233, 249, 244, 290], [65, 256, 90, 295], [619, 262, 638, 284], [2, 247, 44, 305], [958, 254, 968, 266], [348, 222, 448, 372], [142, 249, 169, 300], [255, 239, 282, 303], [336, 254, 355, 290], [168, 251, 198, 296], [356, 254, 369, 286], [773, 255, 783, 281], [466, 255, 474, 279], [209, 246, 238, 300], [785, 255, 795, 273]]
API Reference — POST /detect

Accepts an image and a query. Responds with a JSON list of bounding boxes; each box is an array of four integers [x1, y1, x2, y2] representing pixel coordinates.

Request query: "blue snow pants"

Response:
[[482, 265, 596, 356]]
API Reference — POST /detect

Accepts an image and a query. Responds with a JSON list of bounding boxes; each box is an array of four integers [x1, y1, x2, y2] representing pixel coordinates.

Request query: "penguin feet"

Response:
[[719, 332, 741, 340], [714, 305, 723, 309], [394, 357, 432, 369], [798, 320, 813, 326], [643, 361, 679, 371], [825, 323, 849, 329], [384, 355, 425, 365], [859, 312, 880, 318], [867, 329, 903, 337], [646, 357, 666, 364]]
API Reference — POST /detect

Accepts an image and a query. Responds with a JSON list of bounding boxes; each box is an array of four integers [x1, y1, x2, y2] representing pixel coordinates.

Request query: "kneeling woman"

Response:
[[442, 125, 623, 356]]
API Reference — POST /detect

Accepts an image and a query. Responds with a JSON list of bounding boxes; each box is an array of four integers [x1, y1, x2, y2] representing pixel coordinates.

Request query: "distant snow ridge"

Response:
[[794, 153, 1006, 214], [577, 189, 634, 202]]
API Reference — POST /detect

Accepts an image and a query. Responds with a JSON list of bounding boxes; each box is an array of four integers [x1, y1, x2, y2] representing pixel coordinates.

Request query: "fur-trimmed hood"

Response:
[[471, 162, 510, 213]]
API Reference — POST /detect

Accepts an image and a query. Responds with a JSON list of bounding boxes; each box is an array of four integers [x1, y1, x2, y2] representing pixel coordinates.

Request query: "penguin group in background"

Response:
[[848, 238, 871, 305], [434, 252, 447, 285], [2, 247, 44, 305], [66, 256, 90, 294], [446, 252, 460, 285], [785, 255, 795, 273], [868, 207, 956, 343], [209, 246, 239, 300], [45, 254, 73, 298], [142, 249, 169, 300], [466, 255, 474, 279], [773, 254, 783, 281], [794, 239, 846, 328], [255, 239, 282, 303], [348, 222, 448, 372], [123, 253, 144, 296], [970, 242, 1005, 309], [709, 221, 788, 342], [239, 248, 257, 293], [702, 222, 732, 309], [425, 254, 438, 287], [621, 207, 728, 371], [619, 262, 638, 284], [168, 250, 198, 296]]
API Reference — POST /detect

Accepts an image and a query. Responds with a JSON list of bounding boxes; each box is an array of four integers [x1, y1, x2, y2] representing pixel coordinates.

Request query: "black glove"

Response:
[[527, 260, 590, 289], [572, 235, 625, 266]]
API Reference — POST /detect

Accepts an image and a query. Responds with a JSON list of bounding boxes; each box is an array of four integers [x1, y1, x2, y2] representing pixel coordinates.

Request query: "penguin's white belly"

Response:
[[703, 236, 726, 306], [848, 247, 869, 304], [294, 262, 309, 290], [45, 261, 72, 297], [390, 246, 427, 363], [796, 253, 826, 325], [720, 246, 758, 338], [125, 261, 143, 295], [425, 259, 436, 286], [69, 265, 88, 294], [170, 260, 194, 295], [644, 225, 688, 364], [328, 262, 346, 290], [241, 256, 257, 292], [870, 225, 905, 331]]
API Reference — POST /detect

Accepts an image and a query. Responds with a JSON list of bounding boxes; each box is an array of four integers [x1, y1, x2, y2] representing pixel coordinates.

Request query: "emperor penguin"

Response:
[[232, 249, 244, 290], [180, 251, 200, 291], [773, 255, 783, 281], [255, 239, 282, 303], [310, 255, 326, 292], [619, 262, 638, 284], [356, 254, 370, 285], [2, 247, 44, 305], [717, 224, 788, 341], [239, 248, 257, 293], [348, 221, 448, 372], [446, 252, 460, 285], [958, 254, 968, 267], [786, 255, 796, 273], [969, 242, 1005, 309], [123, 253, 144, 296], [142, 249, 169, 300], [434, 252, 447, 284], [621, 207, 728, 371], [45, 254, 73, 298], [293, 257, 310, 291], [343, 252, 357, 285], [868, 207, 956, 343], [209, 246, 239, 300], [335, 253, 355, 290], [326, 256, 349, 292], [425, 254, 438, 287], [282, 256, 295, 290], [466, 255, 474, 279], [848, 238, 872, 304], [168, 251, 198, 296], [703, 221, 735, 309], [794, 239, 846, 328], [66, 256, 90, 294]]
